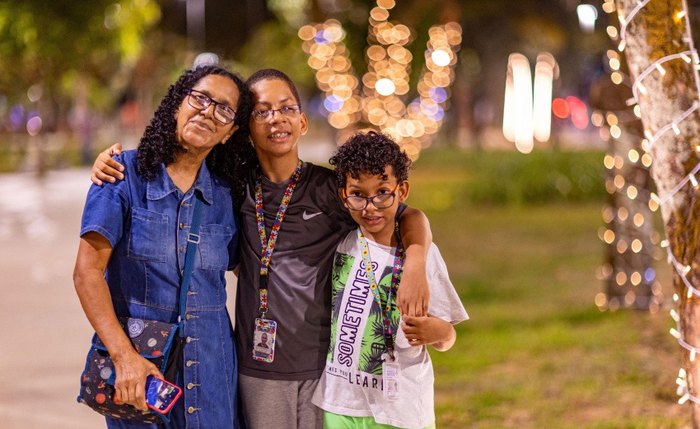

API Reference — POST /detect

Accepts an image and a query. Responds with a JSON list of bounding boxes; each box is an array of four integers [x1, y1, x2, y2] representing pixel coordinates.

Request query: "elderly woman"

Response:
[[73, 65, 251, 428]]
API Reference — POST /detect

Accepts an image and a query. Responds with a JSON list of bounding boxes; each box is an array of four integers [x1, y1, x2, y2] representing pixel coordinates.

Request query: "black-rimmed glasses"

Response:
[[251, 105, 301, 123], [187, 89, 237, 125], [343, 183, 401, 211]]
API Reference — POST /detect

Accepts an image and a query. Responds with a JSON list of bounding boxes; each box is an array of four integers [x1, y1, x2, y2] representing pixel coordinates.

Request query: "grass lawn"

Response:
[[407, 152, 689, 428]]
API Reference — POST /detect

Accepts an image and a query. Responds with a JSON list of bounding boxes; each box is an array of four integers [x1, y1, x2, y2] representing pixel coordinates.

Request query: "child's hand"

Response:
[[91, 143, 125, 185], [401, 314, 456, 351]]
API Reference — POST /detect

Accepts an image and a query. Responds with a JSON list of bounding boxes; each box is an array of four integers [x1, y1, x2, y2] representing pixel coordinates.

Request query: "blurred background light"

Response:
[[577, 4, 598, 33]]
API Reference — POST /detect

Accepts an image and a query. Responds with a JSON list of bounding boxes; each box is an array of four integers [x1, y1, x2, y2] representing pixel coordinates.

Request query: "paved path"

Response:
[[0, 168, 240, 428], [0, 138, 337, 427], [0, 168, 103, 427]]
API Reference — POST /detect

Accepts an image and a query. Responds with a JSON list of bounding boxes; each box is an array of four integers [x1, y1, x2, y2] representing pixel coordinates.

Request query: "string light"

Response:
[[299, 1, 462, 158], [647, 101, 700, 146], [631, 51, 695, 100], [595, 22, 662, 313], [652, 163, 700, 206], [617, 0, 652, 50], [608, 0, 700, 407]]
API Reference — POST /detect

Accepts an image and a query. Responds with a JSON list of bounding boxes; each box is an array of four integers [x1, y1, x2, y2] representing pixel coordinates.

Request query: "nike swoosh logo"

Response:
[[302, 210, 324, 220]]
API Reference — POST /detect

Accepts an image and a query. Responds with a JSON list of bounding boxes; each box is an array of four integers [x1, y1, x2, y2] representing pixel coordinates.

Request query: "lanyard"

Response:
[[356, 222, 405, 360], [255, 160, 303, 315]]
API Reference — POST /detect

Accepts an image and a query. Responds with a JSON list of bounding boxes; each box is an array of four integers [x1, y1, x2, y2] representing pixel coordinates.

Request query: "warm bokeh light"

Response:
[[533, 53, 555, 143], [566, 96, 589, 129], [431, 49, 451, 67], [552, 98, 569, 119], [300, 8, 461, 158], [503, 53, 533, 153], [576, 4, 598, 33], [375, 78, 396, 96]]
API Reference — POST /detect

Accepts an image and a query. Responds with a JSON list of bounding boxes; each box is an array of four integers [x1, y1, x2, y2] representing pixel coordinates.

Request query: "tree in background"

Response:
[[591, 8, 661, 312], [615, 0, 700, 425], [0, 0, 159, 171], [294, 0, 609, 148]]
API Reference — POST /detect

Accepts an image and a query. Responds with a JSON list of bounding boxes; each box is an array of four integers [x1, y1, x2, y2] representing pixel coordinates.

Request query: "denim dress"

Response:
[[80, 150, 240, 428]]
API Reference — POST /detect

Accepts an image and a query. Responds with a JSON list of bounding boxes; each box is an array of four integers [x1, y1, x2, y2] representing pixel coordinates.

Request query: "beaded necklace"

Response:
[[254, 160, 303, 315]]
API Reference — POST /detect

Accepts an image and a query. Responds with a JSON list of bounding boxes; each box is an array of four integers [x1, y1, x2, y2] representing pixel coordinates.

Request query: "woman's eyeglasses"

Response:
[[251, 105, 301, 123], [187, 89, 237, 125], [343, 183, 401, 211]]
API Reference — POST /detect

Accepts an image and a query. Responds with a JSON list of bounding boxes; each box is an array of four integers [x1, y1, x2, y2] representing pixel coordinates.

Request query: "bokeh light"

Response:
[[300, 9, 461, 158]]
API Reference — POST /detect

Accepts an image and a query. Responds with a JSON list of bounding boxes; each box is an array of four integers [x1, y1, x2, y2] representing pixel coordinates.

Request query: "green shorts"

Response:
[[323, 411, 436, 429]]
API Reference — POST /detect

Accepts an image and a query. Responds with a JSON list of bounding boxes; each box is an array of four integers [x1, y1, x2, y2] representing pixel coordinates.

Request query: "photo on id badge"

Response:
[[253, 318, 277, 362]]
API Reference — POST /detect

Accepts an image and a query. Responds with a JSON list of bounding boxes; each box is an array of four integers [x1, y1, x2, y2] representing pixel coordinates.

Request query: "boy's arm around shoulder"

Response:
[[91, 143, 125, 185], [397, 206, 432, 317], [401, 237, 468, 352]]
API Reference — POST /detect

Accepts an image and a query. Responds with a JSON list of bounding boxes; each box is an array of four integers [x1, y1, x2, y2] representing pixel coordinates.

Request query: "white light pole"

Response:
[[182, 0, 206, 49]]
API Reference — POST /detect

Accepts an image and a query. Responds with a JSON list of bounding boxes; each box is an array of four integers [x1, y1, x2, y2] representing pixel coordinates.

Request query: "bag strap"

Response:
[[178, 193, 204, 326]]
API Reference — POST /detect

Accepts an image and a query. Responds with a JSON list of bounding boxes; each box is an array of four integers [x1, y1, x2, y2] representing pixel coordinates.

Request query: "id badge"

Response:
[[382, 353, 400, 400], [252, 318, 277, 363]]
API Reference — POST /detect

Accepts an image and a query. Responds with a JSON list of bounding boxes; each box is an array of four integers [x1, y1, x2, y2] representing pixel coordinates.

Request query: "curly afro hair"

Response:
[[329, 131, 412, 188], [136, 65, 253, 205]]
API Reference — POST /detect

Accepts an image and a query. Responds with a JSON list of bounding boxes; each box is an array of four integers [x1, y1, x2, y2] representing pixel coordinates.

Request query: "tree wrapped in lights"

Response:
[[612, 0, 700, 424], [298, 0, 461, 158], [591, 7, 663, 312]]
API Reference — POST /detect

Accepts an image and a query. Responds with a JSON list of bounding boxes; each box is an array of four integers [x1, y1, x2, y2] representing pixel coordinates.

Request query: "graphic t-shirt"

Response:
[[312, 230, 469, 429], [235, 163, 356, 380]]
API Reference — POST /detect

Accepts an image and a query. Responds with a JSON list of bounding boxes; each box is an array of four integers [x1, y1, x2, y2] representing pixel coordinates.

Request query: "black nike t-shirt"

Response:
[[235, 162, 355, 380]]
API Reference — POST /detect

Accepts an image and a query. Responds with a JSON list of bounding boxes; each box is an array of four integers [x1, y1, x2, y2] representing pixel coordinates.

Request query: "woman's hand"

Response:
[[112, 349, 163, 411], [401, 314, 456, 351], [91, 143, 125, 185], [74, 233, 161, 410]]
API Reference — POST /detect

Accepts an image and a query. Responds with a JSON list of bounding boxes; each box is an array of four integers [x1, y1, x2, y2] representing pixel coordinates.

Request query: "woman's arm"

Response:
[[401, 314, 457, 352], [91, 143, 125, 185], [73, 232, 161, 410], [397, 207, 432, 317]]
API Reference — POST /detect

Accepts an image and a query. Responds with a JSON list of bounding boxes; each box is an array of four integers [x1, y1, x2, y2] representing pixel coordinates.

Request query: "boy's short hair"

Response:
[[246, 68, 303, 110], [329, 131, 412, 188]]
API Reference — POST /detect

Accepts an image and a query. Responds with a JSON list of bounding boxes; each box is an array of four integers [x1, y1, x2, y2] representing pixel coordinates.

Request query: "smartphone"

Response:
[[145, 375, 183, 414]]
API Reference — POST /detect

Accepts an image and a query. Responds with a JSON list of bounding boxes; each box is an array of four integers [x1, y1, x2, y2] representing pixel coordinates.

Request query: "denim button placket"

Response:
[[92, 153, 238, 427]]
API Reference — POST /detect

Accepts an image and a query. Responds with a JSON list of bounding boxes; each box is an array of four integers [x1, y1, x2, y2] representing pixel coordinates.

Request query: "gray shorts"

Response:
[[238, 374, 323, 429]]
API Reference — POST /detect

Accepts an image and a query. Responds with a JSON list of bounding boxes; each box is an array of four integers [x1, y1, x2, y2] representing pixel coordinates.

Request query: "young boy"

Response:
[[312, 131, 468, 429]]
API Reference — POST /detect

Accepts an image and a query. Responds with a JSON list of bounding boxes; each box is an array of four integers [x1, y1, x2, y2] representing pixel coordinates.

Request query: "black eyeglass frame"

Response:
[[187, 89, 237, 125], [342, 182, 402, 211]]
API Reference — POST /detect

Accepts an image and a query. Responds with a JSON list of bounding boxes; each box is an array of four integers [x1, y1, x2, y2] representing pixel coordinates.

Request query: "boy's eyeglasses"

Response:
[[251, 105, 301, 123], [343, 183, 401, 211], [187, 89, 237, 125]]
